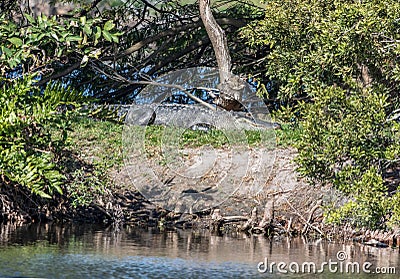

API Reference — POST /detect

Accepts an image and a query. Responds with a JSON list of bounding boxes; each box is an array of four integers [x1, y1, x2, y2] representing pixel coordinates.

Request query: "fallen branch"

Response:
[[285, 199, 324, 237], [258, 199, 274, 228], [222, 216, 249, 223], [302, 201, 322, 235], [240, 207, 258, 231]]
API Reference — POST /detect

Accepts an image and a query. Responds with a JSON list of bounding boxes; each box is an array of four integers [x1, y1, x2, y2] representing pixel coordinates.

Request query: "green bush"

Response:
[[325, 168, 387, 227], [241, 0, 400, 228], [0, 76, 85, 198], [241, 0, 400, 102], [0, 13, 122, 73], [295, 85, 399, 227]]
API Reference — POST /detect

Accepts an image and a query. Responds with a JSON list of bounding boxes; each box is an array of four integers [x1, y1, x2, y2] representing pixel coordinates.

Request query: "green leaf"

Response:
[[80, 16, 86, 26], [111, 33, 119, 43], [102, 30, 112, 42], [36, 191, 52, 199], [83, 25, 92, 36], [56, 48, 63, 57], [50, 32, 59, 41], [66, 36, 82, 42], [54, 184, 63, 195], [95, 26, 102, 39], [1, 46, 12, 57], [7, 37, 23, 47], [94, 26, 101, 45], [103, 20, 115, 31], [24, 13, 35, 24], [80, 55, 89, 67]]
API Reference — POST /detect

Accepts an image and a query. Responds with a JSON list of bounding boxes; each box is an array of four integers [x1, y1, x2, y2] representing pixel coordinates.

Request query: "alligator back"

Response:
[[124, 104, 280, 130]]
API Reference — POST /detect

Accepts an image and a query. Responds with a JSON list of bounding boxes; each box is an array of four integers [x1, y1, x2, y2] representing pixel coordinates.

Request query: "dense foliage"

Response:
[[0, 0, 262, 214], [0, 76, 85, 198], [0, 11, 121, 75], [242, 0, 400, 227]]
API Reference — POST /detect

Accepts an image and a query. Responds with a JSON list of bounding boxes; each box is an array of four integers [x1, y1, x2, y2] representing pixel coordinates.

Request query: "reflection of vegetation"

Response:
[[0, 241, 57, 263]]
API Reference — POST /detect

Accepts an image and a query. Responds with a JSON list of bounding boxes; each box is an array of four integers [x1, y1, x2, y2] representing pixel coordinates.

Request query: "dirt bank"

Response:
[[2, 147, 399, 248], [111, 147, 336, 234]]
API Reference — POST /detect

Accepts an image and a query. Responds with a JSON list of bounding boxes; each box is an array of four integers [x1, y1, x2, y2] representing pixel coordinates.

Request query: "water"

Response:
[[0, 223, 398, 278]]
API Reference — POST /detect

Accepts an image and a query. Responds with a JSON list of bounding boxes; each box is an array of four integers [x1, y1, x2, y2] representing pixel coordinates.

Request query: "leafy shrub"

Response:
[[0, 13, 121, 73], [241, 0, 400, 102], [325, 168, 387, 227], [242, 0, 400, 228], [295, 85, 400, 227], [0, 76, 85, 198], [68, 169, 109, 208]]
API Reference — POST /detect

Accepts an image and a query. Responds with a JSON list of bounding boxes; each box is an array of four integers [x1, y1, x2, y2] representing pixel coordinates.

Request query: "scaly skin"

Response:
[[121, 103, 281, 130]]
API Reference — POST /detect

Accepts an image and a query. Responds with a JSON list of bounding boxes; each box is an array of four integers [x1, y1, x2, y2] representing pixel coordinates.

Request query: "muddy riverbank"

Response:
[[1, 147, 399, 249]]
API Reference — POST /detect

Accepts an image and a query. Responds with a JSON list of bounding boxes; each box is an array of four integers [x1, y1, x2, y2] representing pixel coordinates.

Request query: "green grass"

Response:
[[275, 123, 303, 148], [68, 117, 302, 165], [143, 125, 277, 149], [62, 116, 124, 207], [67, 116, 124, 169]]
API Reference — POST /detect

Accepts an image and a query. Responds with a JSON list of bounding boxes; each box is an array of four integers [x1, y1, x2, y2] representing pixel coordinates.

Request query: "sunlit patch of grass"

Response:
[[67, 116, 124, 169], [143, 125, 277, 149], [179, 129, 229, 148], [63, 117, 300, 206], [275, 123, 303, 148]]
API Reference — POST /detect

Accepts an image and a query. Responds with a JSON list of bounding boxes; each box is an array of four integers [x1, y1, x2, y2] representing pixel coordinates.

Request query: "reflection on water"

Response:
[[0, 223, 398, 278]]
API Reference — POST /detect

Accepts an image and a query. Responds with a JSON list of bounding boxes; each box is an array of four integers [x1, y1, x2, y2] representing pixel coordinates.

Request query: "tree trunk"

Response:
[[199, 0, 231, 82], [199, 0, 243, 110]]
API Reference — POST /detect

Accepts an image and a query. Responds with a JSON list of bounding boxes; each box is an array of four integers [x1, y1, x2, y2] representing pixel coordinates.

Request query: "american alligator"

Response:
[[124, 103, 281, 130]]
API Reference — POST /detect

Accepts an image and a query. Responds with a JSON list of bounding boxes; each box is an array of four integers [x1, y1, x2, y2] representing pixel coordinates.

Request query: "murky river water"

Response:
[[0, 223, 398, 278]]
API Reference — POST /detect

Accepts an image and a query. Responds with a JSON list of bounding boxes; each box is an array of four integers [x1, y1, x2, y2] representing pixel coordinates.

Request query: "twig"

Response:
[[287, 217, 293, 236], [113, 18, 245, 60], [266, 189, 293, 197], [222, 216, 249, 223]]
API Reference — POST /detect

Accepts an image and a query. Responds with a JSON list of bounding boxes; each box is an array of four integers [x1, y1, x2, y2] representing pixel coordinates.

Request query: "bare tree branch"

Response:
[[111, 36, 211, 99], [90, 59, 217, 111], [140, 0, 185, 23], [36, 61, 81, 86], [113, 18, 245, 60]]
